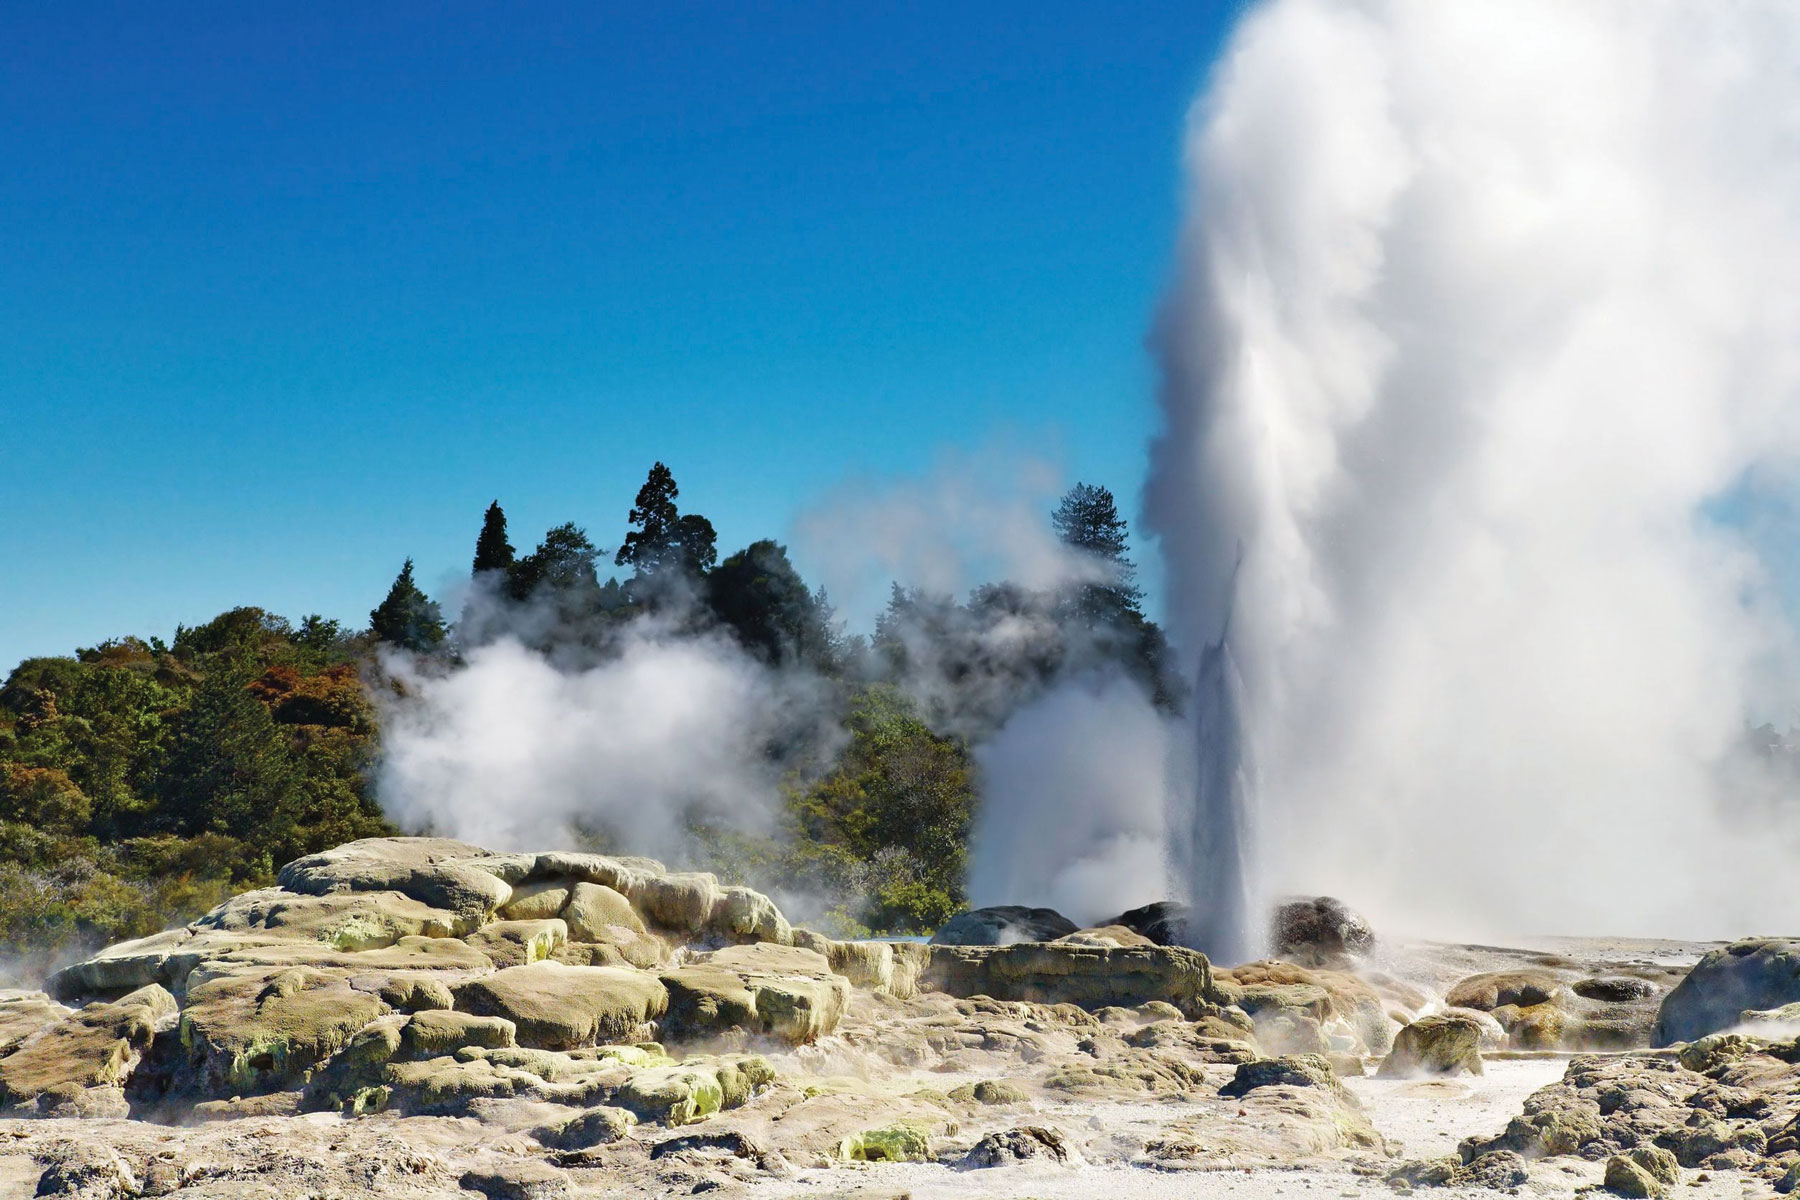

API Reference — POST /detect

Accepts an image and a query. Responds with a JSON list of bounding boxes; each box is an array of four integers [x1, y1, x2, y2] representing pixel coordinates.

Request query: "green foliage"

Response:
[[788, 686, 973, 932], [616, 462, 718, 583], [506, 521, 600, 602], [707, 540, 843, 668], [472, 499, 515, 575], [0, 608, 392, 975], [369, 559, 447, 653]]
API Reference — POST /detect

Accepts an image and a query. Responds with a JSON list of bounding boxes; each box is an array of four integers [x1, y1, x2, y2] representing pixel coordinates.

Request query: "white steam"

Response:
[[377, 629, 810, 858], [1150, 0, 1800, 941], [968, 673, 1179, 924]]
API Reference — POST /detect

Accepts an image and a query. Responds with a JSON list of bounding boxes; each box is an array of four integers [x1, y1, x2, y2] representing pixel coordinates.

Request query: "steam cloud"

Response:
[[1150, 0, 1800, 942]]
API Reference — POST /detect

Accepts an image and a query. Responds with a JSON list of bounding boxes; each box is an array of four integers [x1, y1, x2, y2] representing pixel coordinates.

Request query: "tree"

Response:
[[369, 559, 446, 653], [472, 500, 515, 575], [707, 540, 839, 668], [506, 523, 600, 603], [1052, 482, 1144, 620], [155, 664, 304, 857], [615, 462, 717, 581]]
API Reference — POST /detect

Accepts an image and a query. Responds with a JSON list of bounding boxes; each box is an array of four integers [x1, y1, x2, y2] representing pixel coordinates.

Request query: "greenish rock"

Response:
[[1380, 1013, 1485, 1078], [177, 966, 387, 1096], [534, 1104, 637, 1149], [616, 1065, 725, 1125], [562, 881, 645, 939], [0, 984, 175, 1107], [464, 919, 567, 968], [1604, 1154, 1664, 1197], [498, 877, 574, 921], [399, 1009, 516, 1057], [921, 941, 1219, 1015], [451, 962, 667, 1050], [838, 1123, 932, 1162], [948, 1079, 1028, 1105]]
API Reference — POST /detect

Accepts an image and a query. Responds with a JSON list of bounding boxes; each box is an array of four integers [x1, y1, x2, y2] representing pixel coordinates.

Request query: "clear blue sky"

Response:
[[1, 2, 1238, 670]]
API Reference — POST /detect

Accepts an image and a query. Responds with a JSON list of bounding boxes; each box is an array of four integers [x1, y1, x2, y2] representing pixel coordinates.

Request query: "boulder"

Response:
[[1098, 900, 1191, 946], [460, 1161, 575, 1200], [660, 944, 848, 1044], [930, 906, 1078, 946], [464, 919, 567, 968], [191, 887, 473, 948], [176, 965, 387, 1096], [533, 1104, 638, 1149], [1656, 939, 1800, 1046], [451, 962, 668, 1050], [277, 837, 513, 919], [498, 878, 573, 922], [0, 984, 175, 1108], [1452, 967, 1665, 1051], [0, 990, 72, 1056], [1270, 896, 1375, 965], [562, 881, 645, 939], [921, 942, 1219, 1014], [1379, 1013, 1486, 1078], [1222, 960, 1394, 1055], [959, 1125, 1071, 1168]]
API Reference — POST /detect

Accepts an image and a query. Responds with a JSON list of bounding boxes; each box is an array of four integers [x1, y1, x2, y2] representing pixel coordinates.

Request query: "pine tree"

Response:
[[616, 462, 717, 579], [369, 559, 446, 652], [1053, 483, 1144, 619], [472, 500, 514, 575], [157, 664, 304, 853]]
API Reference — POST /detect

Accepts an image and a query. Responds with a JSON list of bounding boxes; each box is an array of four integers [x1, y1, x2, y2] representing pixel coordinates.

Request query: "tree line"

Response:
[[0, 462, 1175, 971]]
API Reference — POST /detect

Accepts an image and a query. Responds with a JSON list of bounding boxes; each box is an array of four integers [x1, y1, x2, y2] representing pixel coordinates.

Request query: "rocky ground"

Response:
[[0, 837, 1795, 1199]]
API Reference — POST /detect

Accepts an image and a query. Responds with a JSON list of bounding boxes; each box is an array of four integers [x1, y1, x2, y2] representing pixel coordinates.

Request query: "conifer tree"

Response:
[[616, 462, 717, 579], [369, 559, 446, 652], [472, 500, 514, 575]]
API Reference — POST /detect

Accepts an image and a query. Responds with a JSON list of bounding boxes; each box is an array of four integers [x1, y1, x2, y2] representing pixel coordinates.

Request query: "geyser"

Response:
[[1150, 0, 1800, 947]]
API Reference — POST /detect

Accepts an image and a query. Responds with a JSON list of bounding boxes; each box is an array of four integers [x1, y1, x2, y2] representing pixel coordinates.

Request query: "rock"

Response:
[[0, 984, 175, 1108], [533, 1104, 638, 1149], [959, 1125, 1071, 1168], [1223, 960, 1394, 1055], [1389, 1151, 1528, 1190], [0, 990, 72, 1056], [1220, 1053, 1347, 1101], [1447, 970, 1563, 1011], [498, 878, 573, 921], [1270, 896, 1375, 965], [400, 1010, 517, 1057], [1451, 966, 1665, 1051], [192, 887, 473, 948], [1380, 1013, 1486, 1078], [459, 1161, 574, 1200], [662, 944, 848, 1045], [277, 837, 513, 919], [561, 881, 644, 939], [921, 942, 1219, 1014], [948, 1079, 1028, 1105], [837, 1123, 933, 1162], [464, 919, 567, 968], [1056, 925, 1157, 949], [452, 962, 667, 1050], [1099, 900, 1191, 946], [176, 965, 386, 1096], [930, 905, 1078, 946], [1740, 1000, 1800, 1030], [32, 1141, 141, 1199], [1656, 940, 1800, 1045], [1605, 1154, 1666, 1197], [616, 1055, 774, 1125]]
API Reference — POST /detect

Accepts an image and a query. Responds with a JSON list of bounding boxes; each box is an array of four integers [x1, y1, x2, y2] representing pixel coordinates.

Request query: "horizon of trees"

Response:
[[0, 462, 1179, 970]]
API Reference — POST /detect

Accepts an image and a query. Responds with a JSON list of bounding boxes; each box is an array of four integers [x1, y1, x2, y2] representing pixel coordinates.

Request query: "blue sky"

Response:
[[1, 2, 1238, 669]]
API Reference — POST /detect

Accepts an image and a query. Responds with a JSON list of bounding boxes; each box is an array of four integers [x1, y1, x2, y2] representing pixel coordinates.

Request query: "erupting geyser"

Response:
[[1149, 0, 1800, 948]]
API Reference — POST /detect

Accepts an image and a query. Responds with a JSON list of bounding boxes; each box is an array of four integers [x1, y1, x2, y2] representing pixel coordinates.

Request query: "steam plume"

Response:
[[1151, 0, 1800, 943]]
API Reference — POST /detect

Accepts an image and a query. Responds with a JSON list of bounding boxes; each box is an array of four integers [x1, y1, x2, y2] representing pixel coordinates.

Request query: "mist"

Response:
[[1149, 0, 1800, 942]]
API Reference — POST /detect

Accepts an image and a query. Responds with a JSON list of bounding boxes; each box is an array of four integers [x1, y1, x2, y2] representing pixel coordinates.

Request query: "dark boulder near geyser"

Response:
[[1271, 896, 1376, 966], [928, 905, 1079, 946]]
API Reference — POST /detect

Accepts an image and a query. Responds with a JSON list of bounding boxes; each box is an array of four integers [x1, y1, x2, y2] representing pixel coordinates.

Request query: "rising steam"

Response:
[[1150, 0, 1800, 944]]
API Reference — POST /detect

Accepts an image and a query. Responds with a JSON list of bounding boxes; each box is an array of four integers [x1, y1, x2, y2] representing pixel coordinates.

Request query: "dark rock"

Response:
[[958, 1126, 1070, 1168], [1656, 940, 1800, 1046], [1100, 901, 1191, 947], [1270, 896, 1374, 965], [929, 906, 1078, 947]]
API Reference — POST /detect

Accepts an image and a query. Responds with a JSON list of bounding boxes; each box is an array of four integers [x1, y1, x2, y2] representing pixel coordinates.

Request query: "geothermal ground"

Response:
[[0, 838, 1796, 1200]]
